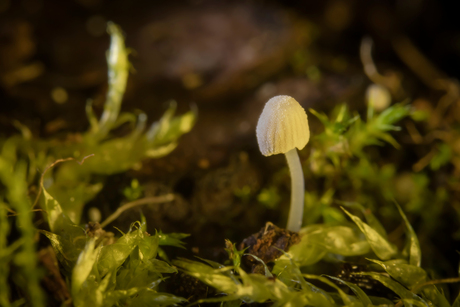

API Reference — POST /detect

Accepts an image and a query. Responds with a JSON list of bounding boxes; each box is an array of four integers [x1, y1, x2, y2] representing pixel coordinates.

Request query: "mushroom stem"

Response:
[[284, 148, 305, 232]]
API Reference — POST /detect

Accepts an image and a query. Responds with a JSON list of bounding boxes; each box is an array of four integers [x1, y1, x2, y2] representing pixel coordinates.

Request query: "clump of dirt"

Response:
[[239, 222, 300, 274]]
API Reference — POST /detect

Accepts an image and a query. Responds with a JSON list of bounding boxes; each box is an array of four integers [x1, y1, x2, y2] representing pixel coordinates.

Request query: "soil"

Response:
[[240, 222, 300, 274]]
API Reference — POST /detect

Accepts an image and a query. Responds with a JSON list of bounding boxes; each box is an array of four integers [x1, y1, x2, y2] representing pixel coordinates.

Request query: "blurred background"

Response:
[[1, 0, 460, 278]]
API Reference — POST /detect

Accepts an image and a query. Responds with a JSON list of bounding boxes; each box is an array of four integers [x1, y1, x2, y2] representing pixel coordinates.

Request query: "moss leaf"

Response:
[[342, 207, 398, 260], [357, 273, 429, 306], [367, 259, 426, 288], [395, 202, 421, 267], [326, 275, 373, 306]]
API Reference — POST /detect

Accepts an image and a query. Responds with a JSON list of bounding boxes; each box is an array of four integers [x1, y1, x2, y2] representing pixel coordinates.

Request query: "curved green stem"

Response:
[[285, 148, 305, 232]]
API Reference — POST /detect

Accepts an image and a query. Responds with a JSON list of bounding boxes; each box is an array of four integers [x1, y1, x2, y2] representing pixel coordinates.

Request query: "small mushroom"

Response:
[[256, 95, 310, 232], [366, 83, 391, 120]]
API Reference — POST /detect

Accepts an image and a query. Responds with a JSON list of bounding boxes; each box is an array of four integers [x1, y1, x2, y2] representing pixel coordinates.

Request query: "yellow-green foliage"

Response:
[[0, 148, 45, 307], [0, 22, 195, 306], [2, 21, 460, 307]]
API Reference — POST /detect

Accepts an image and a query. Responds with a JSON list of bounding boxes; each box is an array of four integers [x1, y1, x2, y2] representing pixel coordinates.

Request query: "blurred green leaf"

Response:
[[173, 258, 239, 294], [400, 298, 432, 307], [97, 228, 143, 277], [357, 273, 429, 306], [72, 238, 102, 299], [86, 22, 129, 142], [430, 143, 452, 170], [222, 300, 243, 307], [225, 239, 246, 270], [372, 103, 410, 128], [453, 290, 460, 307], [146, 259, 177, 274], [322, 207, 347, 225], [303, 274, 353, 306], [39, 178, 87, 272], [342, 208, 398, 260], [421, 285, 451, 307], [367, 259, 426, 288], [47, 178, 103, 224], [147, 102, 196, 148], [304, 189, 335, 225], [273, 249, 309, 289], [196, 256, 227, 270], [42, 180, 86, 239], [123, 179, 144, 201], [257, 187, 281, 209], [235, 269, 283, 303], [0, 157, 45, 307], [410, 109, 429, 122], [339, 201, 387, 238], [326, 275, 373, 306], [395, 202, 421, 267], [124, 289, 187, 306], [306, 225, 370, 256], [310, 104, 358, 136], [138, 234, 159, 261], [40, 229, 85, 273], [158, 231, 189, 249], [348, 103, 411, 153], [274, 224, 369, 271], [0, 202, 12, 307]]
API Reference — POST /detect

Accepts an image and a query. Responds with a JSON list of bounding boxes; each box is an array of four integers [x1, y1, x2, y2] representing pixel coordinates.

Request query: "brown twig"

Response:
[[392, 35, 460, 127], [2, 203, 17, 215], [392, 36, 445, 88], [411, 277, 460, 294], [360, 36, 404, 98], [7, 208, 45, 217], [100, 194, 175, 229], [405, 121, 424, 145], [412, 148, 436, 172], [360, 36, 385, 85]]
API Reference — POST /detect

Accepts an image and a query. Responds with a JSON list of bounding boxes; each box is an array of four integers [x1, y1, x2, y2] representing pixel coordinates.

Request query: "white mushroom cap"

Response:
[[256, 95, 310, 156], [366, 83, 391, 111]]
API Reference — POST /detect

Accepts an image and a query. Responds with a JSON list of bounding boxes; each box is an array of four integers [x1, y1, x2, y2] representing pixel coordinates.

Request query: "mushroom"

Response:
[[366, 83, 391, 120], [256, 95, 310, 232]]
